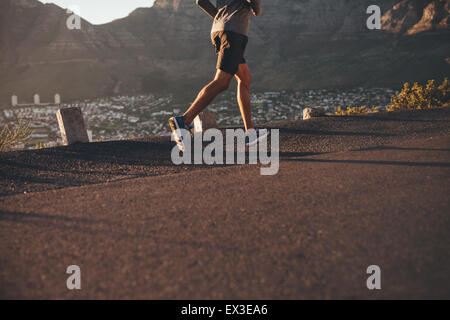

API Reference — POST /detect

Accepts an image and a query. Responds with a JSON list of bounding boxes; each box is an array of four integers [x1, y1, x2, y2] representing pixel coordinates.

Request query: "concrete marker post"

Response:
[[193, 112, 217, 133], [56, 107, 89, 146]]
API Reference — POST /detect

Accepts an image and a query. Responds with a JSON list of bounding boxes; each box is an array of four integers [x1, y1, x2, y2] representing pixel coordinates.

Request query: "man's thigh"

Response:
[[214, 69, 234, 83], [213, 31, 248, 75]]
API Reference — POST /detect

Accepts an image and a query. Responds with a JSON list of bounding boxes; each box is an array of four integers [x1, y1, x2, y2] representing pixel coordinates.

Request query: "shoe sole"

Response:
[[247, 131, 270, 147], [168, 117, 185, 152]]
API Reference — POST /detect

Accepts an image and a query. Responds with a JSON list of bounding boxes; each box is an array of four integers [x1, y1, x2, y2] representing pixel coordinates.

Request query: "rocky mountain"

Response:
[[0, 0, 449, 105], [382, 0, 450, 34]]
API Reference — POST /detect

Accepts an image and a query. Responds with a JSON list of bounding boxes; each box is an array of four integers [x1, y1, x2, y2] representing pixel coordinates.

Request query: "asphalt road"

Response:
[[0, 109, 449, 299], [2, 108, 450, 196]]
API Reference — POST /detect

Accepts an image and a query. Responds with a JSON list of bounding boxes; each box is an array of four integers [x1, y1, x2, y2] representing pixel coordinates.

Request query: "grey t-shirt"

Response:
[[211, 0, 251, 36]]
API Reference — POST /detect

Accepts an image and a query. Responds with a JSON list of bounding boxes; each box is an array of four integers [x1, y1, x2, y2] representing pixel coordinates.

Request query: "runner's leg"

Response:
[[183, 70, 233, 126], [235, 63, 254, 131]]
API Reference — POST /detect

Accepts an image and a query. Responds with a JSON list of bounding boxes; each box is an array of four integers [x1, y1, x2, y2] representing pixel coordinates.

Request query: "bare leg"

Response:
[[183, 70, 233, 125], [235, 63, 254, 131]]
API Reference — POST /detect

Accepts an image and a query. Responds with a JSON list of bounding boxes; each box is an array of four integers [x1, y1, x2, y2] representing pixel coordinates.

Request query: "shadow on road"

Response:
[[340, 115, 449, 123], [0, 210, 109, 235], [355, 146, 450, 152], [2, 108, 450, 196], [278, 128, 395, 137], [283, 158, 450, 167]]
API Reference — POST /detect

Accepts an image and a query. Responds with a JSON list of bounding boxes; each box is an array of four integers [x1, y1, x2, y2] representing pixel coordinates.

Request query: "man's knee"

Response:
[[238, 74, 251, 88], [237, 66, 252, 87], [214, 76, 232, 92]]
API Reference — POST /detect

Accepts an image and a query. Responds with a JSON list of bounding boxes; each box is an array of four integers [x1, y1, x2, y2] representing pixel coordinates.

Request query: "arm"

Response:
[[196, 0, 217, 19], [246, 0, 262, 16]]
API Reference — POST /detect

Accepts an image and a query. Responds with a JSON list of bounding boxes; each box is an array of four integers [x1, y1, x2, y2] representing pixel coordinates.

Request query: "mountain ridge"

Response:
[[0, 0, 449, 105]]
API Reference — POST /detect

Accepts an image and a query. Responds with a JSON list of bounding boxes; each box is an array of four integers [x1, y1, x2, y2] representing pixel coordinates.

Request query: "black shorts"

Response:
[[211, 31, 248, 75]]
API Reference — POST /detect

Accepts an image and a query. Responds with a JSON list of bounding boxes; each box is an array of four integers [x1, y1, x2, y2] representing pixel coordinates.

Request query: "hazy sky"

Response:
[[38, 0, 156, 25]]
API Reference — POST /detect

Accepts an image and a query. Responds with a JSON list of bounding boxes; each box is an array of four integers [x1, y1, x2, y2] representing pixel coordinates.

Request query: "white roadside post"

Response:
[[303, 106, 326, 120], [56, 107, 89, 146], [193, 112, 217, 133], [11, 95, 18, 107]]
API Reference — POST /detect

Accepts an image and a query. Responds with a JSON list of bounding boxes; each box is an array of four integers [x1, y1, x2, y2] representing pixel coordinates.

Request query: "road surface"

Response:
[[1, 108, 449, 299]]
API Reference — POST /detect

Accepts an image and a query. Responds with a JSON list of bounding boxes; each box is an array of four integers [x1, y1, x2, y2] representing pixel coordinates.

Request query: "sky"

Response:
[[38, 0, 156, 25]]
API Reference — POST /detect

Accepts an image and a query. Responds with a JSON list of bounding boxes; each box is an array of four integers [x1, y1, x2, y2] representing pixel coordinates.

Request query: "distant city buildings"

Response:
[[2, 88, 396, 151]]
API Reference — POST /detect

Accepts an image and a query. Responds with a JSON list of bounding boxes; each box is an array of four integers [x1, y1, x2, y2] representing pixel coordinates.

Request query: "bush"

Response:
[[387, 78, 449, 112], [335, 106, 377, 115], [0, 119, 32, 152], [35, 142, 45, 150]]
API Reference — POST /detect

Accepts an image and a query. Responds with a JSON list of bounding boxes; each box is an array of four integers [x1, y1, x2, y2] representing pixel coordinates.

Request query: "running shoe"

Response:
[[169, 116, 189, 152], [246, 128, 269, 146]]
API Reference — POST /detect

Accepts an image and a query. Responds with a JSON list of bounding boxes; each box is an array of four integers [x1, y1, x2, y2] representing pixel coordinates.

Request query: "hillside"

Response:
[[0, 0, 449, 105]]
